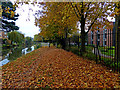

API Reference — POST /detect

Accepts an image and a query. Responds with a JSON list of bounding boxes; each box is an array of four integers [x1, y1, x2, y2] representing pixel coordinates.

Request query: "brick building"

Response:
[[88, 22, 115, 47]]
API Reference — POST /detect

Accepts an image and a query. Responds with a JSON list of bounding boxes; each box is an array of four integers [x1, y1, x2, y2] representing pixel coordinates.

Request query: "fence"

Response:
[[65, 30, 120, 73], [88, 31, 118, 72]]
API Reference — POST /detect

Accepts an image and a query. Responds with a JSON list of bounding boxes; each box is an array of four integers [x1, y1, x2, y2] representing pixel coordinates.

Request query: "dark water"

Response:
[[0, 45, 35, 66]]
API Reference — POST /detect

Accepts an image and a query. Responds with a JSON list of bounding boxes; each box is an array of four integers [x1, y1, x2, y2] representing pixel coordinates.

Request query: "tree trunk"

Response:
[[60, 38, 65, 49], [80, 7, 86, 55], [60, 28, 68, 50], [81, 30, 86, 54], [49, 42, 50, 47], [115, 2, 120, 72], [78, 36, 80, 49]]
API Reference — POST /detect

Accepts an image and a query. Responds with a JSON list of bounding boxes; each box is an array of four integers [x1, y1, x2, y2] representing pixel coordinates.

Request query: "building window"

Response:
[[91, 41, 93, 44], [104, 29, 107, 33], [92, 34, 94, 39], [97, 41, 100, 46], [98, 34, 100, 39], [105, 33, 107, 39], [105, 41, 106, 46], [91, 31, 94, 39]]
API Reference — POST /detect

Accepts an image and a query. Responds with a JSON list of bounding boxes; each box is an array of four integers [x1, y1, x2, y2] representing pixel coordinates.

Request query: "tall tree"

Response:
[[8, 31, 25, 44], [2, 1, 19, 32], [114, 2, 120, 70], [35, 2, 79, 49], [69, 2, 114, 54], [34, 2, 115, 53]]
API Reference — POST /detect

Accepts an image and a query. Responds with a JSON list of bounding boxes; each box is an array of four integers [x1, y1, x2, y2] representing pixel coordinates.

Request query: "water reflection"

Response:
[[0, 46, 35, 66], [0, 42, 49, 66]]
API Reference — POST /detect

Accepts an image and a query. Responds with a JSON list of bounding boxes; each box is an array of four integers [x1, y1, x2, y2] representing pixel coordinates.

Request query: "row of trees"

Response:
[[34, 2, 115, 54], [3, 31, 33, 47], [13, 1, 120, 57]]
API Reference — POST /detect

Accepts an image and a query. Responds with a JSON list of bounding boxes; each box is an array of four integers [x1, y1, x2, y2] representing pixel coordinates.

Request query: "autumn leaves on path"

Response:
[[2, 47, 120, 88]]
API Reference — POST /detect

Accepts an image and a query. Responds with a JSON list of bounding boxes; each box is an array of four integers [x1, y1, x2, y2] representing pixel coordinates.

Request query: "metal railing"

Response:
[[64, 30, 119, 72]]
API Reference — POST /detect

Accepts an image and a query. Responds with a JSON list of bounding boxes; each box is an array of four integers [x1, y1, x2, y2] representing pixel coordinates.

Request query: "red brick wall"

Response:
[[87, 22, 114, 47]]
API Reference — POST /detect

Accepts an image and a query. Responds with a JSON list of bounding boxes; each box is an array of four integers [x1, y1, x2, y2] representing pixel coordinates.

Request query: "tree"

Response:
[[33, 34, 43, 42], [8, 31, 25, 44], [69, 2, 115, 54], [25, 36, 32, 46], [13, 1, 115, 54], [35, 2, 79, 49], [2, 1, 19, 32], [114, 2, 120, 70], [70, 32, 80, 47], [33, 2, 115, 53]]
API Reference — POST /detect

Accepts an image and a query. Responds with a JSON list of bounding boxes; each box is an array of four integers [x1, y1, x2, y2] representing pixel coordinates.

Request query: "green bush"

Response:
[[34, 43, 42, 49], [83, 52, 96, 60], [2, 44, 6, 47], [13, 43, 17, 45]]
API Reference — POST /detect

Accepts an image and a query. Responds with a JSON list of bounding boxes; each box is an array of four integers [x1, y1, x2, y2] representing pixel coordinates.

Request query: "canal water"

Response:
[[0, 46, 35, 66], [0, 42, 50, 66]]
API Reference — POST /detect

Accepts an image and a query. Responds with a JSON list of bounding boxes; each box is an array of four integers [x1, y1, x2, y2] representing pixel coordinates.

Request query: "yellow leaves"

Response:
[[72, 2, 76, 6], [62, 16, 66, 20], [100, 74, 103, 79], [38, 2, 78, 39], [0, 5, 2, 17], [10, 11, 15, 17], [34, 21, 37, 26], [7, 7, 10, 10], [116, 2, 120, 7], [13, 3, 18, 7], [115, 8, 119, 13]]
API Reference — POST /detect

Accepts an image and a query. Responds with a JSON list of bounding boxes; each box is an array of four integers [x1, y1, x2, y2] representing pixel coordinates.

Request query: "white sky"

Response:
[[10, 0, 41, 38]]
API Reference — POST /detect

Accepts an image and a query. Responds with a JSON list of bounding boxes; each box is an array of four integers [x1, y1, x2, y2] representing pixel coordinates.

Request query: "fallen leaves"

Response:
[[2, 47, 120, 88]]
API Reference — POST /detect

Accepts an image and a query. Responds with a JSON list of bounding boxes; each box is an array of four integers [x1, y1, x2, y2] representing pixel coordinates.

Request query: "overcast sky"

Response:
[[10, 0, 41, 38]]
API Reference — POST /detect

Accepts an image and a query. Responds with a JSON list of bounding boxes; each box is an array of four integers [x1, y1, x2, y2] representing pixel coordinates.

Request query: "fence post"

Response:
[[98, 48, 101, 63], [78, 36, 80, 49], [96, 32, 98, 64]]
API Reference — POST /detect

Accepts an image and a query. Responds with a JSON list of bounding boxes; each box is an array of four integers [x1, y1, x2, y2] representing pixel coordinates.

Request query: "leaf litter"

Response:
[[2, 47, 120, 88]]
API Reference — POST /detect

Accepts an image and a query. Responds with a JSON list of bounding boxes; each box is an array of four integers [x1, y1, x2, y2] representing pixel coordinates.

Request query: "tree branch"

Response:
[[85, 2, 91, 20], [85, 17, 98, 35], [85, 4, 104, 35], [74, 4, 82, 17], [71, 3, 81, 22]]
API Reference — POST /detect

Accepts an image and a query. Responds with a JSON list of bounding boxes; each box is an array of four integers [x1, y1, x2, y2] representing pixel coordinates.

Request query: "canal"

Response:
[[0, 42, 50, 66]]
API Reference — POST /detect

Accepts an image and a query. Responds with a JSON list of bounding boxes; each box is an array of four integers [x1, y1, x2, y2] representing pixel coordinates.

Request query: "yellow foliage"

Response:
[[0, 5, 3, 17]]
